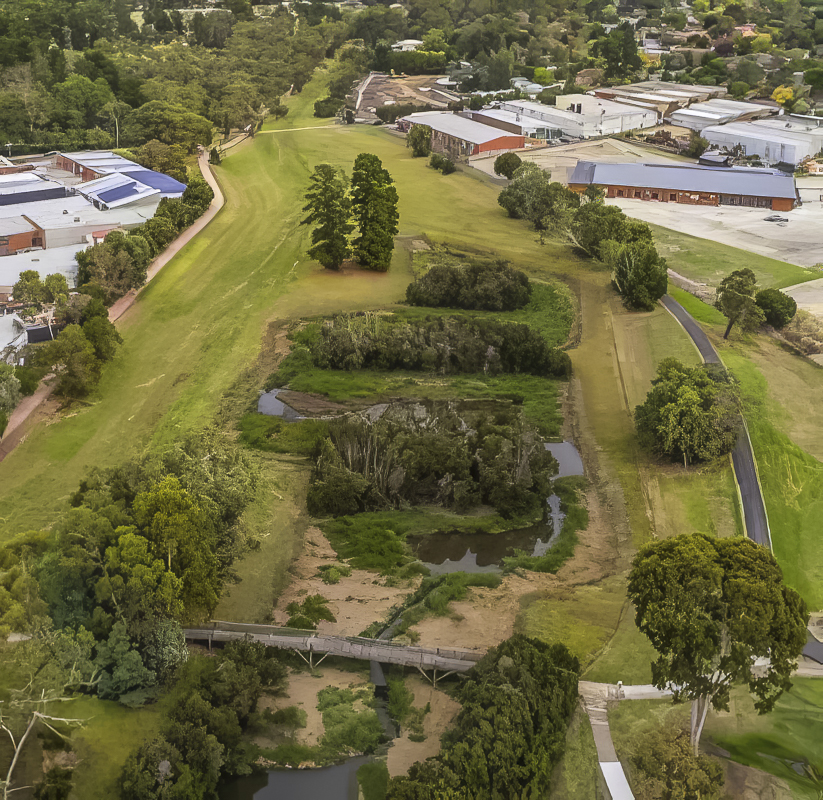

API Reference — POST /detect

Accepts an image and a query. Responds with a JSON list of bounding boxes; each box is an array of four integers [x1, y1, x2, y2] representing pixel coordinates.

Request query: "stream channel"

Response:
[[234, 395, 585, 797]]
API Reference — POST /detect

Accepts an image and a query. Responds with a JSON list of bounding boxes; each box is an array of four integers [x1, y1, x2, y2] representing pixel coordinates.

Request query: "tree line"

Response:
[[498, 162, 668, 311], [302, 153, 399, 272]]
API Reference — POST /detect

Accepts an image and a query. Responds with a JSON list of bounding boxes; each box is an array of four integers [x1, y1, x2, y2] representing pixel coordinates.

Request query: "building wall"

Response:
[[467, 113, 523, 136], [0, 228, 39, 255], [55, 155, 102, 182], [569, 182, 788, 210], [702, 129, 810, 166], [429, 129, 479, 159], [477, 135, 525, 153]]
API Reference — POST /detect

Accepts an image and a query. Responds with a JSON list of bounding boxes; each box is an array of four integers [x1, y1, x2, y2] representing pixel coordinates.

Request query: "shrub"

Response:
[[755, 287, 797, 328], [406, 124, 432, 157], [406, 260, 531, 311], [429, 153, 455, 174], [494, 152, 522, 179], [314, 96, 345, 117]]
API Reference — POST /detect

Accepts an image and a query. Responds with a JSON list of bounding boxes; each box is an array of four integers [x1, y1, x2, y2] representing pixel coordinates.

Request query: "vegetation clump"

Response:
[[308, 313, 571, 378], [386, 636, 579, 798], [285, 594, 336, 629], [635, 358, 740, 465], [307, 403, 557, 520], [428, 153, 456, 174], [405, 259, 531, 311], [756, 287, 797, 329]]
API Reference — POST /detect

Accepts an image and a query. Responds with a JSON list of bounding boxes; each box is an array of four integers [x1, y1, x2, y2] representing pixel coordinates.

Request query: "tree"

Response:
[[604, 240, 668, 310], [715, 268, 765, 339], [627, 533, 808, 754], [406, 124, 432, 158], [350, 153, 399, 272], [39, 325, 99, 398], [635, 358, 739, 465], [756, 288, 797, 328], [82, 316, 123, 362], [0, 365, 22, 415], [133, 476, 220, 617], [286, 594, 337, 629], [685, 131, 709, 158], [301, 164, 353, 270], [591, 23, 642, 79], [493, 152, 522, 179], [12, 270, 46, 306], [43, 273, 69, 305], [497, 163, 580, 231], [771, 85, 797, 112]]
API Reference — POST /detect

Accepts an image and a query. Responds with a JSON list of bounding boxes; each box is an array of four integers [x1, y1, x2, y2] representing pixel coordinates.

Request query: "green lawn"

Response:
[[652, 223, 818, 289], [549, 708, 599, 800], [0, 77, 580, 538]]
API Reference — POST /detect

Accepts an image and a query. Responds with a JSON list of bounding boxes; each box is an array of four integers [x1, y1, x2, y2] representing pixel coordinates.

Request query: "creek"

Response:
[[218, 756, 371, 800], [407, 441, 584, 574]]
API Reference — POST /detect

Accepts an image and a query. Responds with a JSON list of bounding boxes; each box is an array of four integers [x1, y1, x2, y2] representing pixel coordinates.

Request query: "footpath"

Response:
[[0, 150, 224, 462]]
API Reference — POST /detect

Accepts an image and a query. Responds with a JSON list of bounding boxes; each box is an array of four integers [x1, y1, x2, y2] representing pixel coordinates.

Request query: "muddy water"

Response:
[[408, 441, 584, 574], [257, 388, 304, 421]]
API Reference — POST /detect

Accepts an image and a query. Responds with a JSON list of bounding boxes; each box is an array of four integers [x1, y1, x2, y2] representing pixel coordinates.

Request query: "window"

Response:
[[651, 192, 659, 200], [617, 189, 624, 197], [670, 193, 677, 201]]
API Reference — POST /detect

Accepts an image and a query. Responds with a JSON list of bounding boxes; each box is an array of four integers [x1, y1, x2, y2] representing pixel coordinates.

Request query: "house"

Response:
[[400, 112, 525, 159], [702, 114, 823, 167], [391, 39, 424, 52], [568, 161, 798, 211]]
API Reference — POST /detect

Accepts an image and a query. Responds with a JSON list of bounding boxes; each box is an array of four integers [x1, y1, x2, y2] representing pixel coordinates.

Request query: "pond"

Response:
[[218, 756, 372, 800], [407, 441, 584, 575], [257, 388, 303, 421]]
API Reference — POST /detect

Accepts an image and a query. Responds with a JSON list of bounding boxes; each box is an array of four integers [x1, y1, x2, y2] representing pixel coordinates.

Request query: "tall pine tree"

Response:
[[350, 153, 399, 272], [301, 164, 353, 270]]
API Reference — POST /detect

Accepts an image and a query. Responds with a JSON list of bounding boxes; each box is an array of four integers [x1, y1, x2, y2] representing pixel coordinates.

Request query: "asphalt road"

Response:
[[660, 296, 821, 663]]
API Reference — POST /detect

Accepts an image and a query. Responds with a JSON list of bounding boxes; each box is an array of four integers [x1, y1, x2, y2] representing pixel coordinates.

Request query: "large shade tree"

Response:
[[628, 533, 808, 754], [301, 164, 353, 270]]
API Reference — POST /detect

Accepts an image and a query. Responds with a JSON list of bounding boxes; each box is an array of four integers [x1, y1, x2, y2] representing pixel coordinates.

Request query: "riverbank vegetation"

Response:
[[387, 636, 579, 799]]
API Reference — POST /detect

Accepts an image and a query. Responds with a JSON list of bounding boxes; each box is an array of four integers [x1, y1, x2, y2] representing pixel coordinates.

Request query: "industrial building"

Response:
[[568, 161, 798, 211], [593, 81, 728, 121], [399, 112, 525, 159], [667, 98, 776, 132], [485, 97, 656, 140], [702, 115, 823, 167]]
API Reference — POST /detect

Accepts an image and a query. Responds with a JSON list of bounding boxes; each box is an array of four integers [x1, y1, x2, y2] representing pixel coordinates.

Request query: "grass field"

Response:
[[549, 708, 599, 800], [0, 76, 581, 538], [651, 224, 818, 289]]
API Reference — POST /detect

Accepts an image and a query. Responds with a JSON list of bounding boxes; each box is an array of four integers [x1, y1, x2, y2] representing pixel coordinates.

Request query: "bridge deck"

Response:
[[185, 621, 484, 673]]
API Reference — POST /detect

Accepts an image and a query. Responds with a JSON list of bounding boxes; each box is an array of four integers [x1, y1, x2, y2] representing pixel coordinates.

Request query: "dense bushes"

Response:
[[406, 260, 531, 311], [635, 358, 740, 465], [309, 313, 571, 378], [121, 640, 287, 800], [314, 96, 345, 118], [756, 287, 797, 328], [386, 636, 580, 799], [428, 153, 455, 174], [307, 402, 557, 519]]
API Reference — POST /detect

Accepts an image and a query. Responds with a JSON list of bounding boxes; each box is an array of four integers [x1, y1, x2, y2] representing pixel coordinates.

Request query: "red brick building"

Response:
[[0, 217, 45, 256], [568, 161, 798, 212], [400, 112, 525, 161]]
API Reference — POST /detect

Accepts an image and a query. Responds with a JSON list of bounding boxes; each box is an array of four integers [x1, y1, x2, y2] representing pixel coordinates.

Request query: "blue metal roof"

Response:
[[98, 184, 140, 203], [568, 161, 797, 200], [120, 168, 186, 193]]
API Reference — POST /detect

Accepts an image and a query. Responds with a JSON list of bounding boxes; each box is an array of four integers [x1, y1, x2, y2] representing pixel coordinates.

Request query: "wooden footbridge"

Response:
[[184, 621, 484, 687]]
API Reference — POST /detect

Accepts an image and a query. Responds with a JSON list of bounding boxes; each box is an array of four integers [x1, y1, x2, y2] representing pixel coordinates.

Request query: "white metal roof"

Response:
[[702, 122, 822, 147], [59, 151, 139, 172], [0, 196, 159, 231], [0, 216, 37, 237], [0, 244, 85, 290], [403, 112, 523, 144], [77, 173, 160, 208]]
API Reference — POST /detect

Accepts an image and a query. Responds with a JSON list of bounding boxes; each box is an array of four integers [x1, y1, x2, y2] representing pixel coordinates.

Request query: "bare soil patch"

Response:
[[272, 525, 420, 636], [256, 667, 368, 747], [276, 390, 349, 416], [386, 675, 461, 778], [722, 760, 792, 800]]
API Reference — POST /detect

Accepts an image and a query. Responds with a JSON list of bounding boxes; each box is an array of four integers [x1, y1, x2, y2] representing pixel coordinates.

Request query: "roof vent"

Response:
[[63, 209, 68, 214], [74, 217, 80, 222]]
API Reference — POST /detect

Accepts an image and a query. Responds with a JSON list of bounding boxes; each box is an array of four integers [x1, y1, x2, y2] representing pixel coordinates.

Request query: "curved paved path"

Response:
[[660, 294, 823, 665], [660, 295, 770, 548]]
